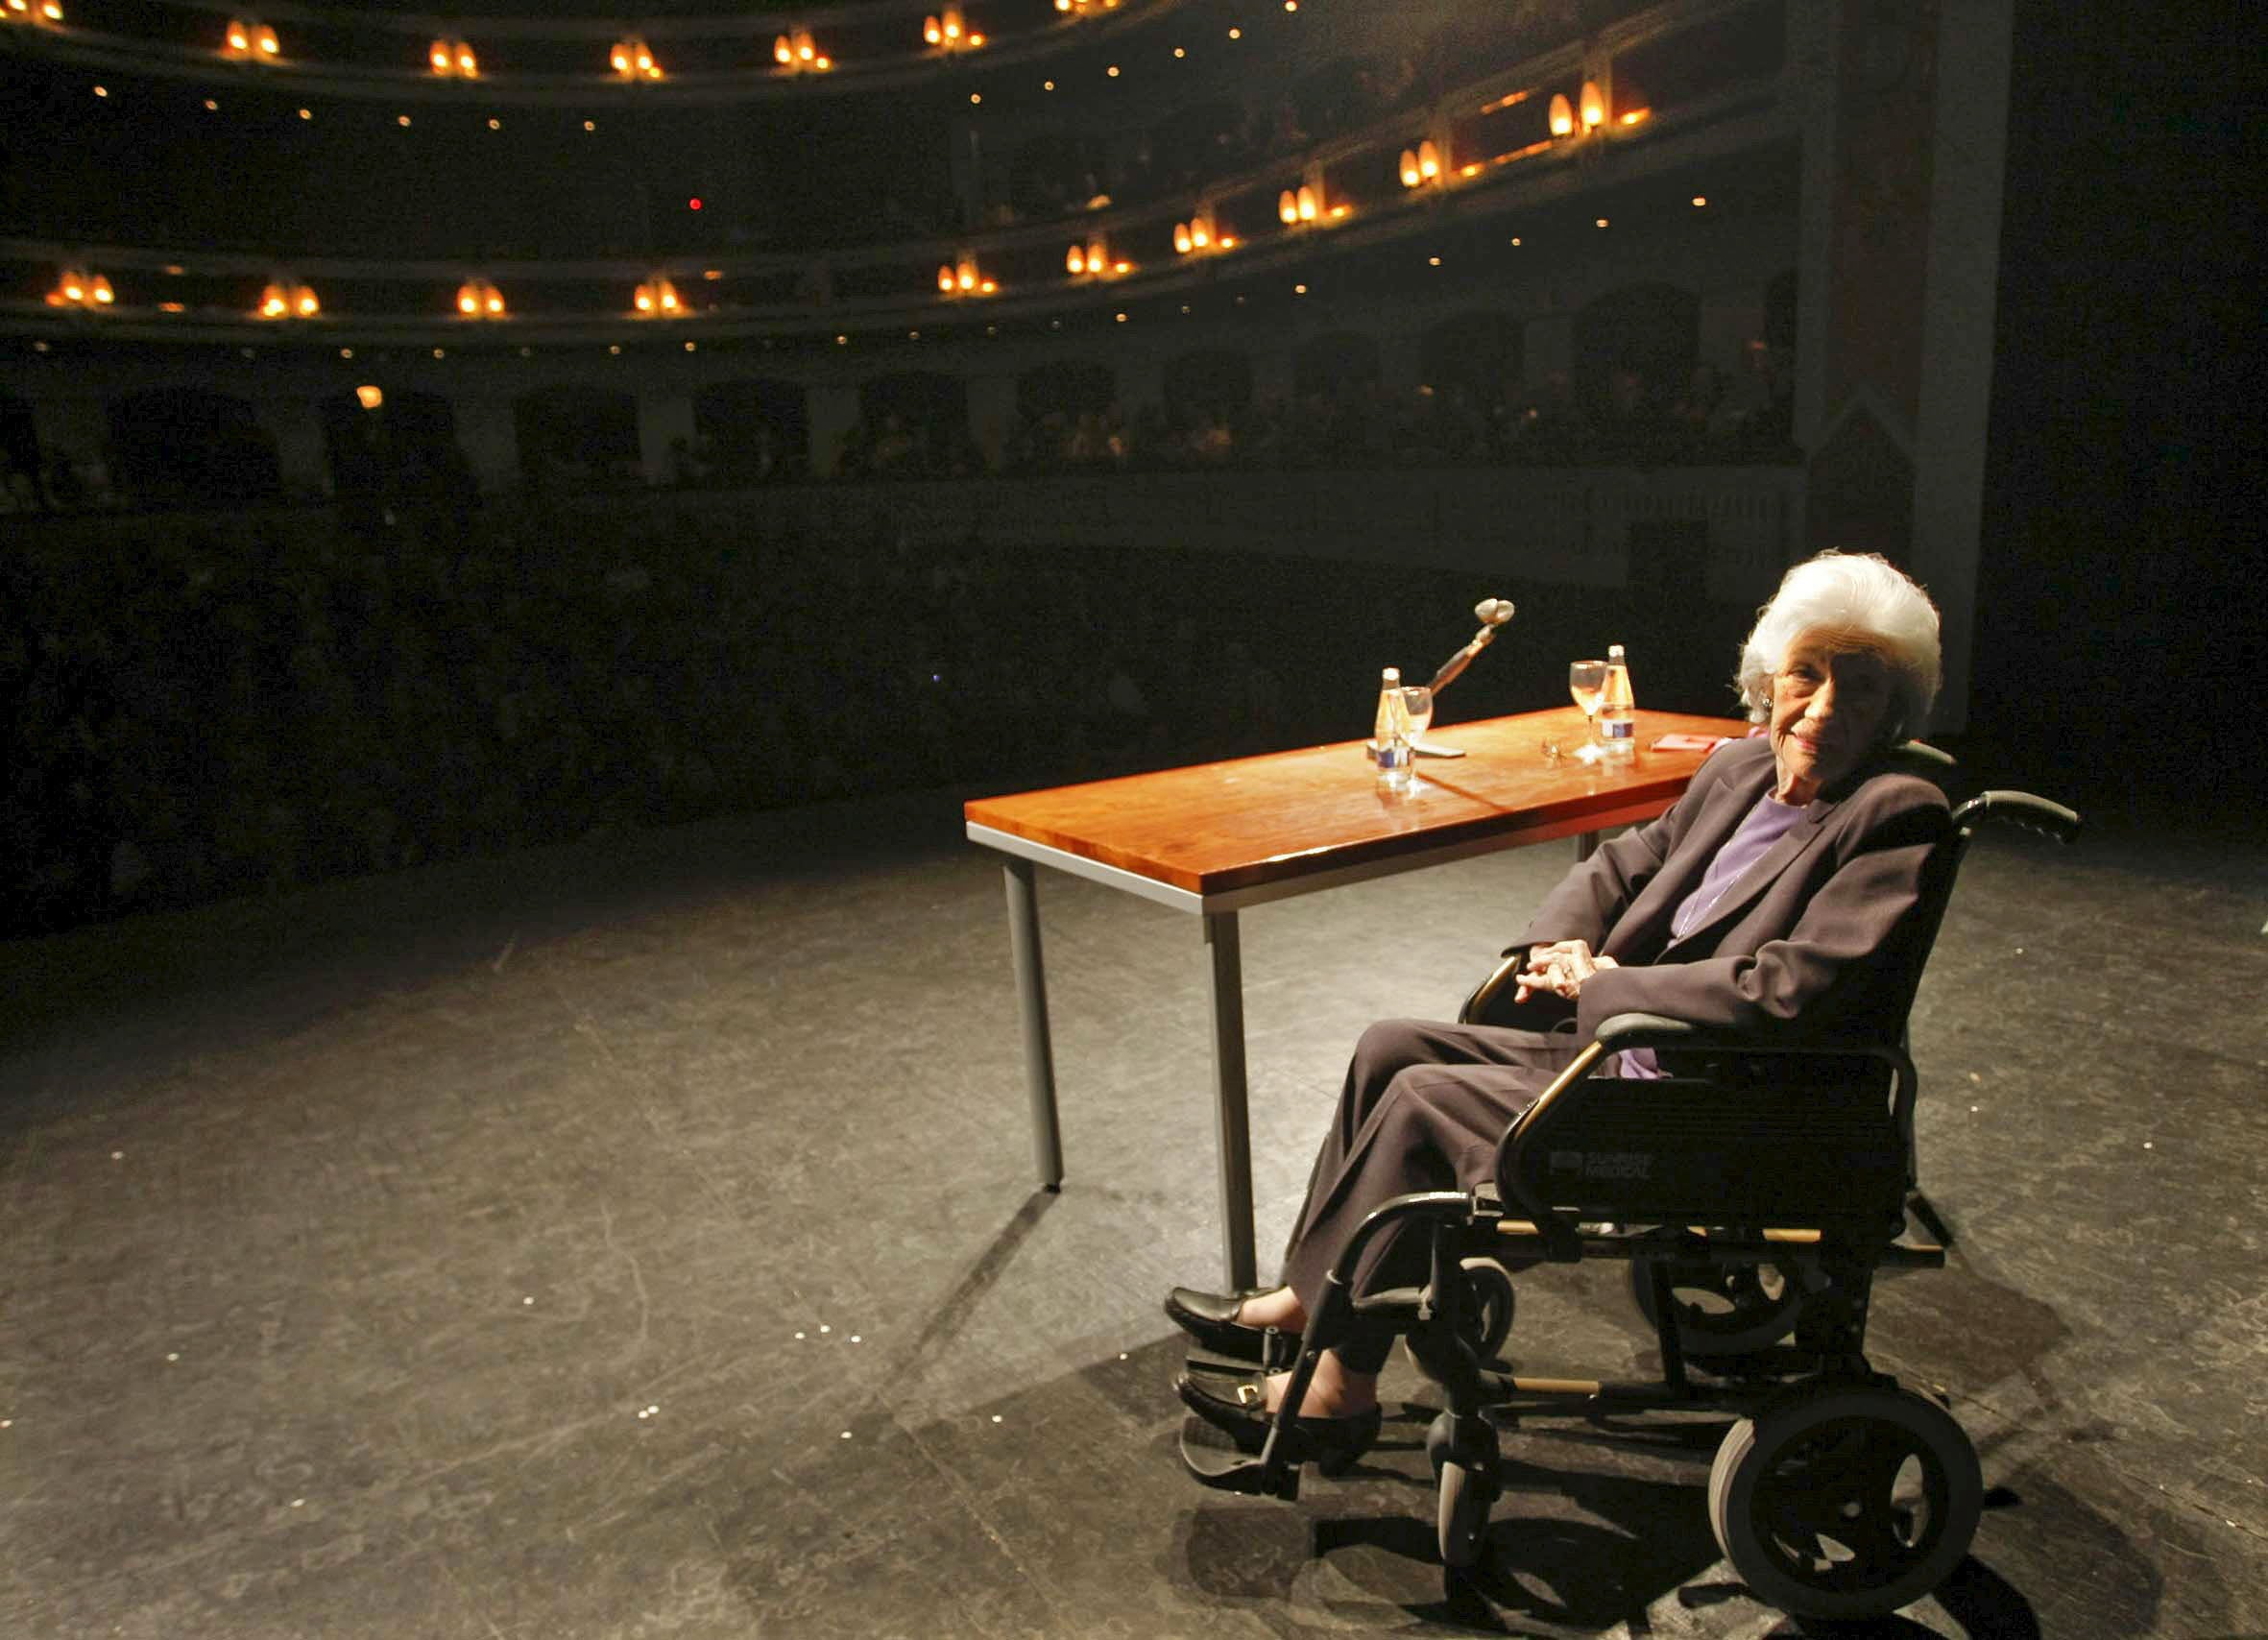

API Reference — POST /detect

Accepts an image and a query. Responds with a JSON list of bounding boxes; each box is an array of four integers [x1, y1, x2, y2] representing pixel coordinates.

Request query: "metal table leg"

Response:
[[1202, 908, 1258, 1290], [1001, 857, 1064, 1190]]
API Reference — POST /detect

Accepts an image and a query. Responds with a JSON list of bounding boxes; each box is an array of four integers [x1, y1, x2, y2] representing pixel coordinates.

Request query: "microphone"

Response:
[[1425, 597, 1515, 695]]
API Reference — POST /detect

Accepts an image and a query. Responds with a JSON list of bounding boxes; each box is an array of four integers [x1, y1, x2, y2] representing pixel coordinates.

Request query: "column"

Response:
[[253, 395, 330, 498], [1909, 0, 2015, 733], [965, 371, 1020, 472], [454, 395, 521, 494], [638, 386, 697, 487], [808, 382, 862, 479]]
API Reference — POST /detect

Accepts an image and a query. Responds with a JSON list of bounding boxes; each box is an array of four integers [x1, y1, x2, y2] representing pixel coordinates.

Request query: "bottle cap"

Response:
[[1608, 644, 1625, 659], [1382, 666, 1401, 683]]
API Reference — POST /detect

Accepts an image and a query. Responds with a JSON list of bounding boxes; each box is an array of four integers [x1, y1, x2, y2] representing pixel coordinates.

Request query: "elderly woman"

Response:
[[1168, 550, 1949, 1467]]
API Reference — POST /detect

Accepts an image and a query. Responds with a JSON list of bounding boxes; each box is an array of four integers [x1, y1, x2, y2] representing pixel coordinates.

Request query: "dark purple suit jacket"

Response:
[[1514, 736, 1952, 1047]]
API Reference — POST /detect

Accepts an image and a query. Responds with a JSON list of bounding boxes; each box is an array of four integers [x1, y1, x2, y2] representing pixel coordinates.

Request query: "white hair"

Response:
[[1736, 551, 1942, 736]]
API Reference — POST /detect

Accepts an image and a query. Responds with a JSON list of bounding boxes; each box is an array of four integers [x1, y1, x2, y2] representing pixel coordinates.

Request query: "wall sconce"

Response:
[[256, 277, 318, 318], [612, 36, 663, 79], [1066, 238, 1125, 277], [455, 278, 506, 318], [1172, 209, 1233, 254], [1398, 140, 1442, 189], [429, 38, 478, 77], [634, 277, 684, 316], [355, 385, 384, 411], [924, 9, 984, 49], [774, 29, 832, 71], [46, 267, 112, 308], [224, 16, 281, 60], [1579, 81, 1605, 132], [939, 254, 997, 296]]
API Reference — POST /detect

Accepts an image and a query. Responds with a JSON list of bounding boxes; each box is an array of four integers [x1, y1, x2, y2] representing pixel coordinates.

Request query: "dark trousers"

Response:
[[1278, 1017, 1581, 1372]]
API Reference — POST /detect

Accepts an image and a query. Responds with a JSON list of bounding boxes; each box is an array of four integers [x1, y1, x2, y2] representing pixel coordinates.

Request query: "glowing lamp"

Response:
[[1417, 140, 1439, 180], [1296, 184, 1317, 220], [938, 264, 955, 293], [613, 41, 633, 74], [1087, 239, 1106, 272], [658, 281, 680, 313], [227, 19, 249, 54], [925, 14, 942, 43], [355, 385, 383, 410], [1067, 245, 1085, 275], [258, 281, 288, 318], [635, 282, 655, 313], [458, 281, 481, 315], [775, 35, 792, 63], [1278, 190, 1297, 224], [60, 271, 84, 301], [458, 46, 477, 75], [1548, 93, 1573, 136], [91, 275, 113, 303], [430, 40, 451, 71], [1399, 149, 1420, 187], [1173, 222, 1193, 254], [294, 284, 319, 316], [257, 23, 277, 55], [1190, 220, 1210, 249], [1579, 81, 1604, 130]]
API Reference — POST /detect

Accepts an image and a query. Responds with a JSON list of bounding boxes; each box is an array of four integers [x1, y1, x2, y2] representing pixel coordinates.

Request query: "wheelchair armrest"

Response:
[[1460, 945, 1576, 1030], [1592, 1013, 1907, 1066]]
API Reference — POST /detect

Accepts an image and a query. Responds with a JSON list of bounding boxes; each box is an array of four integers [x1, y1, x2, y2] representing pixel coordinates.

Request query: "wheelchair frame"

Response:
[[1178, 788, 2079, 1621]]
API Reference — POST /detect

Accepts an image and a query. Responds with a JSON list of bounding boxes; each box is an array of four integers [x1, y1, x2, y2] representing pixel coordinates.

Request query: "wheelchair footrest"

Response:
[[1180, 1343, 1276, 1380], [1177, 1418, 1300, 1500]]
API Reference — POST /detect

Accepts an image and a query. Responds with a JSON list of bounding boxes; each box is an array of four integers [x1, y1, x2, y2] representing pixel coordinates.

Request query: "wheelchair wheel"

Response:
[[1426, 1411, 1500, 1570], [1629, 1238, 1807, 1357], [1437, 1461, 1492, 1568], [1707, 1381, 1982, 1620], [1460, 1257, 1516, 1363]]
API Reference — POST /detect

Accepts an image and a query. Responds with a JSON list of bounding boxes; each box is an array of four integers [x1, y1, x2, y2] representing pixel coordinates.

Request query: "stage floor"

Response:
[[5, 784, 2263, 1639]]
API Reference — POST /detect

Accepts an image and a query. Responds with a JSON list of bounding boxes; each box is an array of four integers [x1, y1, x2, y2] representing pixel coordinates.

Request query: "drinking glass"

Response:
[[1568, 659, 1608, 760], [1400, 685, 1435, 750]]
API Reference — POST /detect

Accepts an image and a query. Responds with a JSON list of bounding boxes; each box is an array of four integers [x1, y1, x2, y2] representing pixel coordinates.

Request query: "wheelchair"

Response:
[[1178, 787, 2079, 1622]]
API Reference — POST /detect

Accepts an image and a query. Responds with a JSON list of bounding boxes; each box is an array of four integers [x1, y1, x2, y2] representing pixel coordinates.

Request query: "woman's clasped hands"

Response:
[[1511, 938, 1618, 1003]]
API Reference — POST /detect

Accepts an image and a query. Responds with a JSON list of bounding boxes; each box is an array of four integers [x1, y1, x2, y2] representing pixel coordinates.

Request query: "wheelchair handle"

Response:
[[1954, 790, 2081, 844]]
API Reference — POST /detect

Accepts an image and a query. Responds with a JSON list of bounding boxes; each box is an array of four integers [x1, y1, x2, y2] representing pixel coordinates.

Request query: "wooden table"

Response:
[[963, 708, 1749, 1287]]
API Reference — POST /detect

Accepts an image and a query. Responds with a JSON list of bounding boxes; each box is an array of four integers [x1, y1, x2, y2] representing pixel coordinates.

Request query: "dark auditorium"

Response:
[[1, 0, 2256, 1635]]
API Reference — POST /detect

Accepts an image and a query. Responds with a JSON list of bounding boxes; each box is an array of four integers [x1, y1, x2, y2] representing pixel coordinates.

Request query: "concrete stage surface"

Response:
[[5, 785, 2263, 1639]]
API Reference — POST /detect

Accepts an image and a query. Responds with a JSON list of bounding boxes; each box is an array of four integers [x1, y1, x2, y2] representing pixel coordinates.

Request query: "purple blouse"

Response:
[[1616, 792, 1809, 1078]]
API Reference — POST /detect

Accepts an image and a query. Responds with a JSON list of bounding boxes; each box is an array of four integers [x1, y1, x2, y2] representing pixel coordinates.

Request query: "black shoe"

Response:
[[1173, 1370, 1382, 1477], [1164, 1286, 1302, 1369]]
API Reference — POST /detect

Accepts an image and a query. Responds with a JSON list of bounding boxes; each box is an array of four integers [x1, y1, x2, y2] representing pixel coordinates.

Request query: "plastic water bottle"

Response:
[[1373, 666, 1414, 790], [1598, 643, 1635, 755]]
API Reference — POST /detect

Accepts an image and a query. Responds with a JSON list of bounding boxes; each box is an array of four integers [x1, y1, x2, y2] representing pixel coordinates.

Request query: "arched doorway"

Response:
[[320, 388, 464, 499], [106, 388, 281, 505], [513, 386, 639, 491], [695, 378, 809, 484], [850, 371, 972, 479]]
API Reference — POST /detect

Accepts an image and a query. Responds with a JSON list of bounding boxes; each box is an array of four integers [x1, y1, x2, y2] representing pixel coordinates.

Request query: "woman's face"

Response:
[[1769, 636, 1895, 803]]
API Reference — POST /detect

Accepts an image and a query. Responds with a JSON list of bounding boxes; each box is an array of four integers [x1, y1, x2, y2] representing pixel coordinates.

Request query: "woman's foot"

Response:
[[1255, 1350, 1378, 1418], [1174, 1352, 1384, 1476], [1163, 1285, 1309, 1366], [1231, 1287, 1308, 1334]]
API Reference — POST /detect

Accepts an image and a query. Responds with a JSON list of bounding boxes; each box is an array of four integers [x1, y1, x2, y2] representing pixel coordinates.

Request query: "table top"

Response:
[[964, 708, 1751, 899]]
